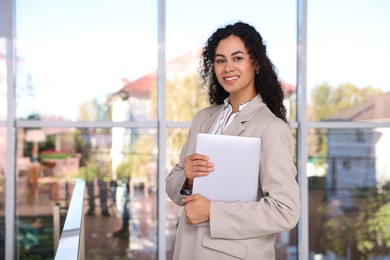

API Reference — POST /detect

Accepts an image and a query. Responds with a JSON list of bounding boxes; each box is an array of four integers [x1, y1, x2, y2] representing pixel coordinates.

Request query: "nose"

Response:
[[224, 61, 234, 73]]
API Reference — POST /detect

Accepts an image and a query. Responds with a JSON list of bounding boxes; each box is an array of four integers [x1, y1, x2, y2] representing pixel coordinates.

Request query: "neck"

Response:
[[229, 93, 257, 113]]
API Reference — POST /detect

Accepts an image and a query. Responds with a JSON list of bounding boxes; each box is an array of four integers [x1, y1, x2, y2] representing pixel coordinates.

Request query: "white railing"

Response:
[[54, 179, 86, 260]]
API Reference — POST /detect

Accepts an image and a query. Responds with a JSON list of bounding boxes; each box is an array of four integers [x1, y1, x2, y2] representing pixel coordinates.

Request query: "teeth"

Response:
[[224, 76, 238, 80]]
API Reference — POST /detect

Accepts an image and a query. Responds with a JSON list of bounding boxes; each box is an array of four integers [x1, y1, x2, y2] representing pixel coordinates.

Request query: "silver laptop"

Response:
[[193, 133, 261, 203]]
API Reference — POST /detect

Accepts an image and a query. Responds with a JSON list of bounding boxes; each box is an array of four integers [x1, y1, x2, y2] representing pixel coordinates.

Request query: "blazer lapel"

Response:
[[223, 95, 266, 136], [201, 105, 224, 134]]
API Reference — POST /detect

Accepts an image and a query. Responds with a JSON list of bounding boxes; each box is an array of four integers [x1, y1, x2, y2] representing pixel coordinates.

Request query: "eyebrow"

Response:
[[215, 50, 246, 58], [231, 50, 245, 56]]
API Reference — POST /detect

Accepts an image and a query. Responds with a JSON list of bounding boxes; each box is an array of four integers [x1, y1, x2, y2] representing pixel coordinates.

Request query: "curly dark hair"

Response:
[[199, 21, 287, 122]]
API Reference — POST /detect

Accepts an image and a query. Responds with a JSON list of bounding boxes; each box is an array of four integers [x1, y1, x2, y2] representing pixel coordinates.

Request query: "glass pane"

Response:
[[308, 128, 390, 258], [308, 1, 390, 122], [166, 0, 297, 122], [0, 127, 5, 259], [0, 38, 6, 120], [15, 0, 157, 121], [16, 127, 157, 259]]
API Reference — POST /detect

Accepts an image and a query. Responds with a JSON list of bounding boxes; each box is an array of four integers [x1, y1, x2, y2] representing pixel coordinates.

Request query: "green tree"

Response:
[[318, 184, 390, 258], [311, 83, 381, 121], [77, 96, 112, 121], [320, 214, 355, 255], [354, 183, 390, 257], [115, 133, 155, 182], [310, 83, 381, 165], [150, 72, 208, 121], [76, 95, 112, 175], [78, 161, 100, 182], [116, 156, 134, 181], [151, 72, 208, 164]]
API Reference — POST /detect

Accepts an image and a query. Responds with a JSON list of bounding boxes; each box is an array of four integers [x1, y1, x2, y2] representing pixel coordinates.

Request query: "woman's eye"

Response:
[[215, 59, 225, 64], [234, 56, 243, 61]]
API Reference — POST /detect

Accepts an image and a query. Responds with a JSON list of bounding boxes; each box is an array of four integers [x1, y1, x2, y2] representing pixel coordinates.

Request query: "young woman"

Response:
[[166, 21, 300, 259]]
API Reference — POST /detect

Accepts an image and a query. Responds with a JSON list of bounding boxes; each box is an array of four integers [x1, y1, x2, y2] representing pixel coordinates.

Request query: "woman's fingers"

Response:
[[182, 194, 211, 225], [184, 154, 214, 180]]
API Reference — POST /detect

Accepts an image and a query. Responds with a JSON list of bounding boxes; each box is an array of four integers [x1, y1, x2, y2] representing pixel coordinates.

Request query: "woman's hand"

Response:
[[183, 154, 214, 189], [182, 194, 211, 225]]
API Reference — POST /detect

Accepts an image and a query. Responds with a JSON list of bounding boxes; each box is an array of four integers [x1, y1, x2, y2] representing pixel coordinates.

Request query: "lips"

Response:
[[223, 76, 239, 81]]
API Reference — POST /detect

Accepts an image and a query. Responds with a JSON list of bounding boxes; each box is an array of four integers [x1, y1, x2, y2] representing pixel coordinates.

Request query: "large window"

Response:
[[15, 127, 157, 259], [307, 0, 390, 122], [14, 0, 159, 259], [307, 128, 390, 258], [2, 0, 389, 259], [16, 0, 157, 121], [307, 1, 390, 258]]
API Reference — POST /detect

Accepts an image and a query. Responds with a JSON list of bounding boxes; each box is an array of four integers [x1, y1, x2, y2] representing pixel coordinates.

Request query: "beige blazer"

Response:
[[166, 95, 300, 260]]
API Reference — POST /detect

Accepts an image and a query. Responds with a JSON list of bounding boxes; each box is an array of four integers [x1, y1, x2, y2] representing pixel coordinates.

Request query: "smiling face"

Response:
[[214, 35, 258, 104]]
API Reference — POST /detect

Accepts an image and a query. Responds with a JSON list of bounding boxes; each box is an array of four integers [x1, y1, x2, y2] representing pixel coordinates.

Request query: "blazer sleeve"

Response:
[[165, 138, 190, 206], [209, 120, 300, 239]]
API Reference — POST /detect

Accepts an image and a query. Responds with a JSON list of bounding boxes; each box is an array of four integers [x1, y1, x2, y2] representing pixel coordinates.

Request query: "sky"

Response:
[[306, 0, 390, 91], [12, 0, 390, 120]]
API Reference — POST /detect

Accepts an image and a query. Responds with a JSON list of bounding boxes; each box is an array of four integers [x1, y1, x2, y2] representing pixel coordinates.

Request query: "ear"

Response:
[[253, 63, 260, 74]]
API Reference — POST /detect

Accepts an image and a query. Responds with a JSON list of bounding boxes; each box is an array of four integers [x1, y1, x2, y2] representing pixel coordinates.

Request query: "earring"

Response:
[[255, 69, 259, 75]]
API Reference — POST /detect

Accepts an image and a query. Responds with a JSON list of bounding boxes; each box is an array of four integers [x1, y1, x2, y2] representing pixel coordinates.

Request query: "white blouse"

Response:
[[210, 98, 251, 135]]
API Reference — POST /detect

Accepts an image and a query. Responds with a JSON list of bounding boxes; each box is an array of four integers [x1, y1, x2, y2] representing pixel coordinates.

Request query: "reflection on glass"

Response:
[[16, 127, 157, 259], [308, 1, 390, 122], [15, 1, 157, 121], [0, 128, 5, 259], [308, 128, 390, 259], [0, 38, 6, 120]]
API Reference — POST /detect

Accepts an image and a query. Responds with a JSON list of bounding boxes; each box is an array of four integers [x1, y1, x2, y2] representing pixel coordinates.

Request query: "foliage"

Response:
[[73, 129, 88, 164], [37, 134, 56, 153], [77, 96, 112, 121], [354, 184, 390, 257], [287, 93, 296, 122], [116, 134, 155, 181], [369, 203, 390, 246], [16, 217, 55, 260], [39, 150, 72, 159], [167, 74, 208, 121], [116, 156, 134, 181], [151, 72, 208, 121], [321, 215, 355, 255], [310, 83, 381, 121], [319, 182, 390, 258], [310, 83, 381, 166], [150, 72, 208, 160], [78, 162, 100, 182]]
